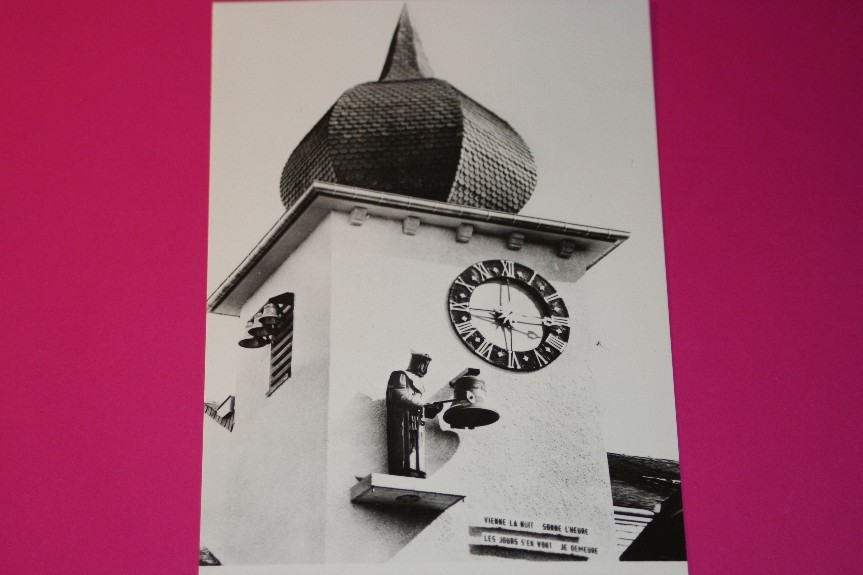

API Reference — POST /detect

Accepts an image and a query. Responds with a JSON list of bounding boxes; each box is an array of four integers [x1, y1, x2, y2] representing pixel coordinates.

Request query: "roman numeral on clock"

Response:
[[507, 351, 522, 369], [455, 321, 477, 338], [533, 348, 549, 367], [546, 335, 567, 352], [500, 260, 515, 278], [449, 300, 470, 313], [543, 315, 570, 328], [475, 338, 494, 360], [543, 292, 561, 304], [454, 276, 476, 292], [472, 262, 493, 281]]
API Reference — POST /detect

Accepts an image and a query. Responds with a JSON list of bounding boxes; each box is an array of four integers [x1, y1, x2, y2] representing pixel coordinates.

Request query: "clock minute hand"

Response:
[[509, 315, 544, 326], [509, 313, 568, 327], [469, 309, 497, 320], [473, 315, 539, 339], [508, 310, 543, 320]]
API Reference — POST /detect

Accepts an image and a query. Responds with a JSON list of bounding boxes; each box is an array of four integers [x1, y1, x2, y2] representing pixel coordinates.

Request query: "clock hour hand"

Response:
[[469, 307, 498, 314], [507, 325, 540, 340]]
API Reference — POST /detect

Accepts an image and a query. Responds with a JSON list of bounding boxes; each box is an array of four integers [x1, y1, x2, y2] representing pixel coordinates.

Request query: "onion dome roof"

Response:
[[280, 6, 536, 213]]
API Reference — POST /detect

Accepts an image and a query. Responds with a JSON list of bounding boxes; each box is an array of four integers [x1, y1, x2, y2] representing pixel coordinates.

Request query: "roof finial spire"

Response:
[[379, 5, 433, 81]]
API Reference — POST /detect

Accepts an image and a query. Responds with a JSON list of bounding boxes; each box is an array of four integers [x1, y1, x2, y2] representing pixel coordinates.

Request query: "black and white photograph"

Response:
[[201, 1, 685, 572]]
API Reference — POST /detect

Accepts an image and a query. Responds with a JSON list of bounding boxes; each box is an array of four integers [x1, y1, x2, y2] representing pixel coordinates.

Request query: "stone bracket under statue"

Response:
[[351, 368, 499, 511]]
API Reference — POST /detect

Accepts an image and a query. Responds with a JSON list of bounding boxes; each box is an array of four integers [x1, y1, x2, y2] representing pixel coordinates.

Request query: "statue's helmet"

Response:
[[408, 351, 432, 377]]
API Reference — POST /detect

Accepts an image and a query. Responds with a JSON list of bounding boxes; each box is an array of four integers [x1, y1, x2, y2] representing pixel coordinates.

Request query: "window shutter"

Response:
[[269, 304, 293, 393]]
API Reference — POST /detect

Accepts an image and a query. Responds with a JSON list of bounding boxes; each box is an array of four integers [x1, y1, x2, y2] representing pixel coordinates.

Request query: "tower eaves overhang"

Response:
[[208, 182, 630, 316]]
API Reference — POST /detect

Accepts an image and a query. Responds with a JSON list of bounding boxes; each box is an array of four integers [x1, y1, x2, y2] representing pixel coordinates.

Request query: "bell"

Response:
[[238, 336, 268, 349], [443, 375, 500, 429], [259, 302, 282, 326], [247, 312, 268, 338]]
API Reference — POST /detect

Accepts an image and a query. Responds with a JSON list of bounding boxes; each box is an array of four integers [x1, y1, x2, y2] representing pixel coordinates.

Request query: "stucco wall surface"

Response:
[[201, 214, 335, 564], [325, 211, 615, 562], [204, 210, 618, 564]]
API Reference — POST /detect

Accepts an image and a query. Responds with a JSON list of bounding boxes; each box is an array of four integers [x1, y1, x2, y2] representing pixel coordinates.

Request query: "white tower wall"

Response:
[[203, 209, 616, 563]]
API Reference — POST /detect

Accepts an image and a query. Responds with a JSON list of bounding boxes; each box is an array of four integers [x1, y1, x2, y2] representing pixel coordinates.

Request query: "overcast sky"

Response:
[[207, 0, 680, 460]]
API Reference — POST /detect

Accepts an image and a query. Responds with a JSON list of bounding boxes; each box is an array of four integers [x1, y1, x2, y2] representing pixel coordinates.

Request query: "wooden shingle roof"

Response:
[[279, 7, 536, 214]]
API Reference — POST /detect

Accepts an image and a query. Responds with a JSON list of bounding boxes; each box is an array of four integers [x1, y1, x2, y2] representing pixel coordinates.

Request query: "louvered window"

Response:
[[267, 298, 294, 396], [239, 292, 294, 396]]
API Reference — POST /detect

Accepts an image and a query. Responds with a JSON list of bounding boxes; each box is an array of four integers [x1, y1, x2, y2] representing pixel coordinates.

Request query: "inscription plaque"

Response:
[[470, 515, 601, 560]]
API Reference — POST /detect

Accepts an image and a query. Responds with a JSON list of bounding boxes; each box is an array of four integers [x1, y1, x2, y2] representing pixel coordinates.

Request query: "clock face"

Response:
[[447, 260, 570, 371]]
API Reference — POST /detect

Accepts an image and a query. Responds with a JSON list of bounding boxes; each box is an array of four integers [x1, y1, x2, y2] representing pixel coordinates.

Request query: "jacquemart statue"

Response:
[[386, 351, 443, 478]]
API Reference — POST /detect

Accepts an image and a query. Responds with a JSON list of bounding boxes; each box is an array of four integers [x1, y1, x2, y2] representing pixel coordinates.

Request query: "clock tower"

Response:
[[202, 7, 629, 565]]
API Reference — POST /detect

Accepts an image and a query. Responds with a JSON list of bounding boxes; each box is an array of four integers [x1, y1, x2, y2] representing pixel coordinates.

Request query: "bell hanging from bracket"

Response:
[[247, 312, 268, 338], [258, 302, 282, 327], [443, 371, 500, 430], [238, 335, 269, 349], [239, 314, 269, 348]]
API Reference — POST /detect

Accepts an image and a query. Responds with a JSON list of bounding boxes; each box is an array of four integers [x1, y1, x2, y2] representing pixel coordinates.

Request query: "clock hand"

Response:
[[511, 317, 569, 332], [508, 312, 566, 325], [509, 317, 544, 326], [469, 310, 497, 320], [502, 310, 543, 320], [490, 322, 510, 350], [473, 315, 539, 339], [506, 325, 540, 340]]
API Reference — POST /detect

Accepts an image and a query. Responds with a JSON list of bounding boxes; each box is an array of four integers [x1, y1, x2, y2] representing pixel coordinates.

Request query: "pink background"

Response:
[[1, 1, 860, 573]]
